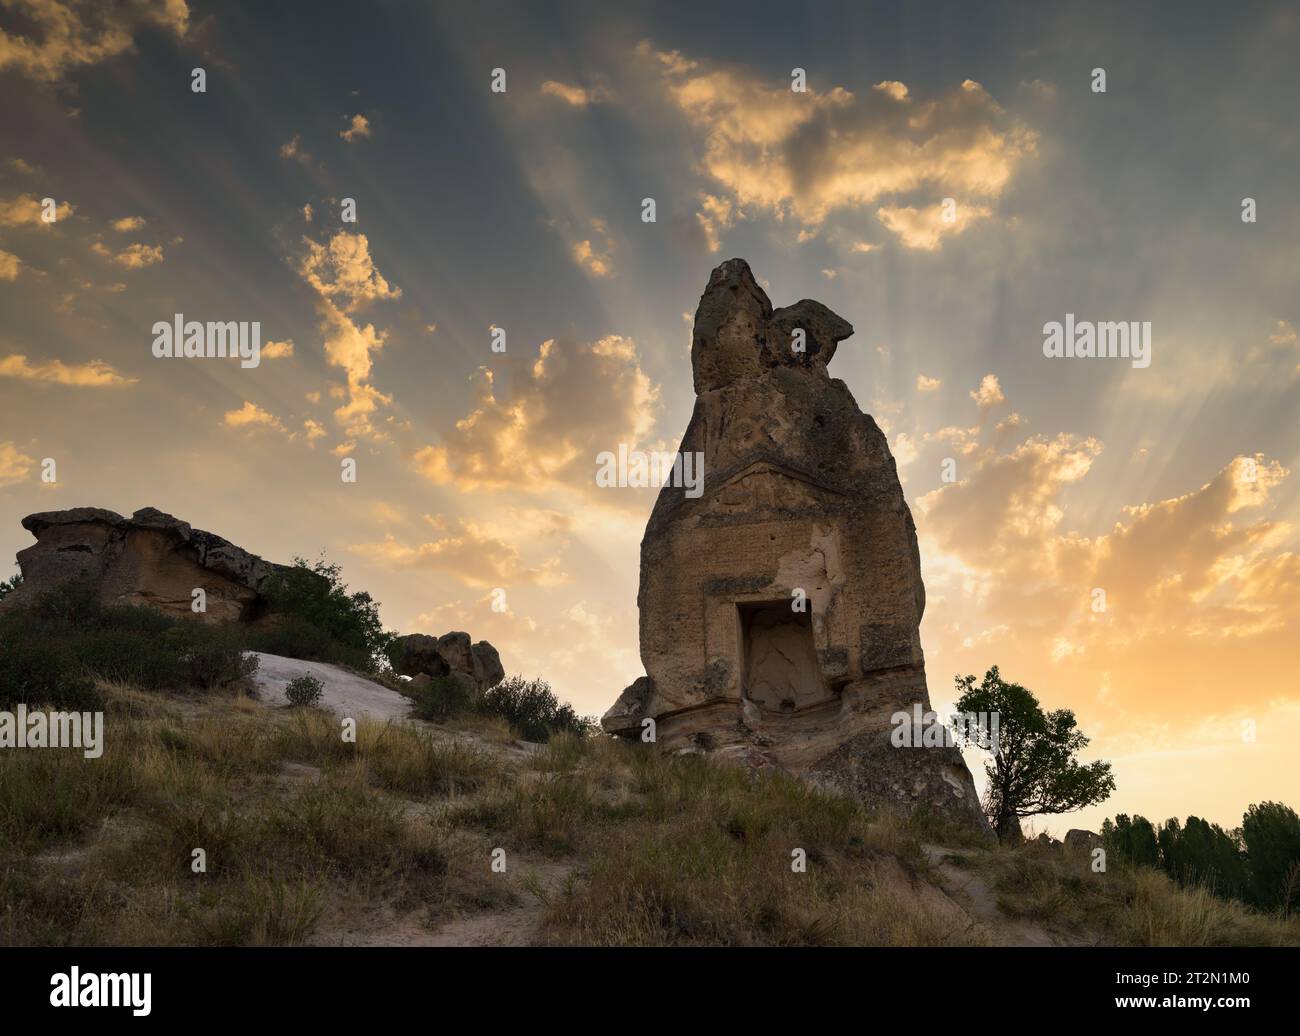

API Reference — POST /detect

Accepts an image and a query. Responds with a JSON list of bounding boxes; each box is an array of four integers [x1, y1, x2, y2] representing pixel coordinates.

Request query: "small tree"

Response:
[[256, 555, 394, 670], [954, 666, 1115, 841]]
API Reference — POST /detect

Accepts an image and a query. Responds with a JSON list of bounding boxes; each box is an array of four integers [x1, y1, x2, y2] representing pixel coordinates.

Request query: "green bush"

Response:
[[166, 624, 259, 690], [248, 556, 394, 671], [0, 637, 102, 712], [246, 616, 338, 666], [284, 674, 324, 708], [0, 582, 256, 703], [407, 676, 476, 723], [402, 672, 590, 742], [480, 676, 591, 743]]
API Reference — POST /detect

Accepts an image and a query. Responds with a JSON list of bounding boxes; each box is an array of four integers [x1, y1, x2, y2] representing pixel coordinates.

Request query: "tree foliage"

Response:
[[1103, 802, 1300, 914], [954, 665, 1115, 841], [251, 555, 393, 671], [1242, 801, 1300, 913]]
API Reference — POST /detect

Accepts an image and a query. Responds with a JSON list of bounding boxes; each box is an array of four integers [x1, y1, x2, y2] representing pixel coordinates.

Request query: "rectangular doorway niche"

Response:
[[738, 601, 833, 712]]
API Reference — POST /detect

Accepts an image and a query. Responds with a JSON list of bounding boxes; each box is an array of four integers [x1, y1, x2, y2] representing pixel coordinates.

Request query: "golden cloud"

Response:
[[349, 516, 569, 589], [918, 398, 1299, 683], [876, 200, 991, 250], [969, 372, 1006, 411], [340, 113, 370, 142], [695, 193, 736, 253], [642, 43, 1036, 242], [110, 241, 163, 268], [572, 237, 614, 278], [412, 335, 659, 499], [296, 231, 401, 439], [0, 0, 188, 83], [541, 80, 609, 107], [0, 248, 21, 280], [299, 231, 400, 312], [0, 353, 136, 386], [223, 400, 286, 433], [0, 193, 73, 226], [0, 441, 36, 487]]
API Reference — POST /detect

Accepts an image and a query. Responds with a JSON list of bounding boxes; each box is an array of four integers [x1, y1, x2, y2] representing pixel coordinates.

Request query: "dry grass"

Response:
[[4, 682, 1298, 947], [0, 683, 500, 946], [445, 735, 971, 945], [977, 838, 1300, 947]]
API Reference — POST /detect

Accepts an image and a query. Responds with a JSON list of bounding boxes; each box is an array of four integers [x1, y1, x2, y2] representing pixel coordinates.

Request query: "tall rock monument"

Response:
[[603, 258, 991, 838]]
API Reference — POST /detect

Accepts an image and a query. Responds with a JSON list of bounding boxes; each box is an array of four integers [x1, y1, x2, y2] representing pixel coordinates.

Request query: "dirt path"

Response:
[[426, 860, 576, 947], [309, 859, 576, 947], [923, 844, 1060, 947]]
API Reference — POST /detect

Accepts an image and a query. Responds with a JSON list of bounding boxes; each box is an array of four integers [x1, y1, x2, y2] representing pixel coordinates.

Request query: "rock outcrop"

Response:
[[604, 258, 992, 840], [1, 506, 298, 623], [1063, 829, 1102, 853], [389, 632, 505, 691]]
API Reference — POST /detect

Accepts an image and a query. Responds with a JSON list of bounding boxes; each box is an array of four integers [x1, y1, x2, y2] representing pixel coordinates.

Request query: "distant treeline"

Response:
[[1103, 803, 1300, 914]]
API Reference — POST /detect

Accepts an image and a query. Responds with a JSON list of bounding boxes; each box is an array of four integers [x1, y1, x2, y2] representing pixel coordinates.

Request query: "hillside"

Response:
[[2, 660, 1295, 948]]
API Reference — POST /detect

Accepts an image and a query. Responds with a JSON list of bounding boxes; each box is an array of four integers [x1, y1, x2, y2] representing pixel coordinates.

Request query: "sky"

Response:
[[2, 0, 1298, 836]]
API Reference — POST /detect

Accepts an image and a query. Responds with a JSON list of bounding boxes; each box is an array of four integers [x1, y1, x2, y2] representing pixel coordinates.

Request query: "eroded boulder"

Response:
[[2, 506, 296, 623], [390, 631, 505, 691], [1064, 829, 1102, 853]]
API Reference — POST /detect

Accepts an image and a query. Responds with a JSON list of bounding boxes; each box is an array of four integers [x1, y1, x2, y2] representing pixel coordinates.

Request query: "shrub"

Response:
[[0, 637, 102, 712], [408, 675, 477, 723], [250, 556, 394, 671], [480, 676, 590, 743], [165, 624, 259, 690], [284, 674, 324, 708], [0, 581, 255, 701]]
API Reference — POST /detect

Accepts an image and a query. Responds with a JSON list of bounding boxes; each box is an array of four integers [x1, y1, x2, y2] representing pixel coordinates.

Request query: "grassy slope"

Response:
[[2, 682, 1296, 947]]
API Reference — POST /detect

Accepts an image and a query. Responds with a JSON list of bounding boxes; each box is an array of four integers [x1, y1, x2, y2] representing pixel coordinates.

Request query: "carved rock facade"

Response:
[[604, 259, 992, 839]]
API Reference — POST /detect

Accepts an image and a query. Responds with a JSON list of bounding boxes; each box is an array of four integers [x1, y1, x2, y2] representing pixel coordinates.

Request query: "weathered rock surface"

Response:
[[389, 633, 452, 678], [471, 641, 505, 689], [604, 258, 992, 840], [390, 631, 505, 691], [2, 506, 298, 623], [1063, 829, 1102, 852]]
